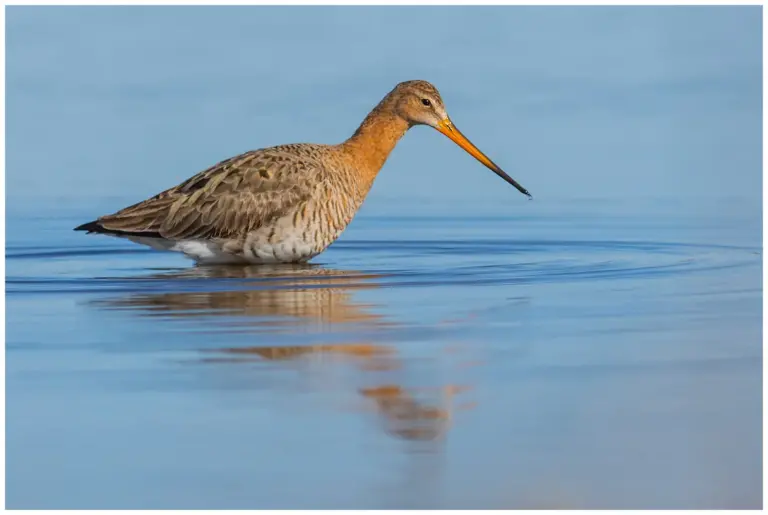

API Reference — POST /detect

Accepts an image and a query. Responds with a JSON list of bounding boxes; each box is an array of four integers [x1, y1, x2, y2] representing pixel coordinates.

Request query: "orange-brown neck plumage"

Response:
[[339, 96, 410, 185]]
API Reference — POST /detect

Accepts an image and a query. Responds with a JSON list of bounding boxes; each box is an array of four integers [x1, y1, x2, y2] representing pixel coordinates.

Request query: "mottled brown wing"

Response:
[[93, 147, 323, 240]]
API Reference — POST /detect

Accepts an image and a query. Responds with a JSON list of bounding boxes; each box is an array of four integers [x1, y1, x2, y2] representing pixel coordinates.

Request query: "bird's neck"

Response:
[[340, 106, 410, 185]]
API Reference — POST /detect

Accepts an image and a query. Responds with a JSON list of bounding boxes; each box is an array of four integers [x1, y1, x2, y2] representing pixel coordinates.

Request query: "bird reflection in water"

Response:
[[93, 265, 474, 442], [98, 264, 386, 330]]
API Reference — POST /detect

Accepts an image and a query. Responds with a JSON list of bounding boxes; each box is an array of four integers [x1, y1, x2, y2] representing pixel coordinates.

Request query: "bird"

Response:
[[75, 80, 531, 265]]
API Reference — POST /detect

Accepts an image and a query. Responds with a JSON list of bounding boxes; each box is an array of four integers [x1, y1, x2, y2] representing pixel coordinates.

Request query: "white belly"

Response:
[[170, 240, 318, 264], [125, 237, 247, 264], [119, 233, 316, 265], [172, 240, 250, 264], [124, 216, 339, 265]]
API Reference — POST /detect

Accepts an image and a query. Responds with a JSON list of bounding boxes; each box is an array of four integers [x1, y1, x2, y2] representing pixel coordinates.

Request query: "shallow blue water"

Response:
[[7, 197, 762, 509], [5, 6, 762, 509]]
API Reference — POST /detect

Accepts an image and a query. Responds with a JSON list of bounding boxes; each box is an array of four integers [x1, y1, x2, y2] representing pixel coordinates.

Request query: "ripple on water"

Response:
[[6, 238, 760, 295]]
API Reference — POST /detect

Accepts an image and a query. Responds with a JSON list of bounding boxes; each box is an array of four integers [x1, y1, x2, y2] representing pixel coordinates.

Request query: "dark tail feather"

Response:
[[73, 220, 162, 238], [74, 220, 104, 233]]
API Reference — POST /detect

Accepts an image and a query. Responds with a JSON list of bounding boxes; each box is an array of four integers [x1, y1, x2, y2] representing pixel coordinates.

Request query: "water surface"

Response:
[[7, 196, 762, 509], [5, 5, 762, 509]]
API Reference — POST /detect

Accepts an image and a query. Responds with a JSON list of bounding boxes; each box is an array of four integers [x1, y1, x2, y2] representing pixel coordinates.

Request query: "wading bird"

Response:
[[75, 80, 531, 264]]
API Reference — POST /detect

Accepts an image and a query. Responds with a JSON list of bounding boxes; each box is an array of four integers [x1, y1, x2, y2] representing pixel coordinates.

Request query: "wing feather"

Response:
[[90, 147, 324, 241]]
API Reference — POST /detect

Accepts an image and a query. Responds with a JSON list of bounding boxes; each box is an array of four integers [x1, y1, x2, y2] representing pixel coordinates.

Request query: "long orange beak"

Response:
[[436, 118, 531, 198]]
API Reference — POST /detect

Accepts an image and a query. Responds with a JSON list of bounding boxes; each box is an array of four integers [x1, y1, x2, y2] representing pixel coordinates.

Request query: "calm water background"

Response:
[[6, 6, 762, 509]]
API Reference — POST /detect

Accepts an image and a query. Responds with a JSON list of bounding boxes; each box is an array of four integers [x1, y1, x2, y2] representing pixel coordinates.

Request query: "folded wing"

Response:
[[75, 147, 324, 241]]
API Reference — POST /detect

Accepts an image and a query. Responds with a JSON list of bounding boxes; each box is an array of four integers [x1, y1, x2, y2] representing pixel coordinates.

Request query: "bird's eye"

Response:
[[421, 98, 432, 107]]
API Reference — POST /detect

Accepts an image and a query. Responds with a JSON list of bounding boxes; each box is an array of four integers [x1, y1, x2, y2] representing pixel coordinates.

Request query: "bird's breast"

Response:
[[238, 183, 366, 263]]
